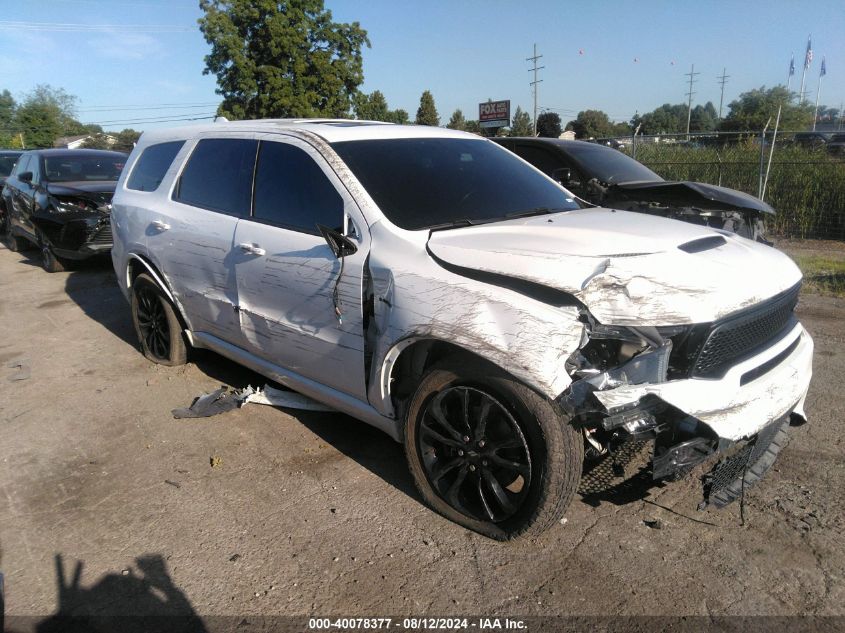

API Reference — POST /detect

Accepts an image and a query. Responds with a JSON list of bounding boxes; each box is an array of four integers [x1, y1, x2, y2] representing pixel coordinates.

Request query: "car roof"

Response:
[[137, 118, 481, 145], [495, 137, 608, 151], [22, 148, 128, 157]]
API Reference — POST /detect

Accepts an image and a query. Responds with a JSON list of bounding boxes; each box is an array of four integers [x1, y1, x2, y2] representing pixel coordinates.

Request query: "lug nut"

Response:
[[482, 460, 488, 467], [478, 440, 485, 448], [458, 450, 464, 456], [469, 464, 476, 472], [463, 436, 470, 443]]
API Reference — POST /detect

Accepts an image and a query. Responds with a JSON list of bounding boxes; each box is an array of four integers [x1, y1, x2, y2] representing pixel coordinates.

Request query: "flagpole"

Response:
[[799, 35, 811, 104], [813, 57, 825, 132]]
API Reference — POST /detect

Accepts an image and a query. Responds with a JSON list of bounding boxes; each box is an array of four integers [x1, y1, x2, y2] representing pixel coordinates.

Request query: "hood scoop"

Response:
[[678, 235, 727, 254]]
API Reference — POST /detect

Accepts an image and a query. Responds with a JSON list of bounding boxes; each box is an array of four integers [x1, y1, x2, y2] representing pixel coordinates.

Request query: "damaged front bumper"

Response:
[[563, 320, 813, 505]]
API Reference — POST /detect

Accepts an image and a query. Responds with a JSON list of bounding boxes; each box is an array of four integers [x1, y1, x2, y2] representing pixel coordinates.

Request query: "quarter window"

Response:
[[127, 141, 185, 192], [175, 138, 258, 217], [252, 141, 343, 234]]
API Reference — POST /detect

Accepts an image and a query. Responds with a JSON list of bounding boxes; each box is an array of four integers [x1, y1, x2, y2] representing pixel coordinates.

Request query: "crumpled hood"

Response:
[[609, 180, 775, 214], [427, 208, 801, 326], [46, 181, 116, 208]]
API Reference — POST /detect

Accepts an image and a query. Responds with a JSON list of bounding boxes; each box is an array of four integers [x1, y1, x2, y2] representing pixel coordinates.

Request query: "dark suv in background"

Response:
[[494, 137, 774, 241], [1, 148, 127, 272]]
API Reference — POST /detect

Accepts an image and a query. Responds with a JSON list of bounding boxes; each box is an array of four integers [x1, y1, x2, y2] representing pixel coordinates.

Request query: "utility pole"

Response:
[[526, 43, 544, 136], [839, 102, 843, 131], [717, 67, 730, 120], [685, 63, 700, 138]]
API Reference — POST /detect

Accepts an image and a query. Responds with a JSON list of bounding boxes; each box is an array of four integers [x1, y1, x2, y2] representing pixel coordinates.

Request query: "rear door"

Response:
[[232, 136, 369, 400], [146, 136, 257, 341]]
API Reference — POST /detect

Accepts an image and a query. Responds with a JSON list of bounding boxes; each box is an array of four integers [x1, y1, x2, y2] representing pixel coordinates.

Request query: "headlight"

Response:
[[55, 198, 97, 214]]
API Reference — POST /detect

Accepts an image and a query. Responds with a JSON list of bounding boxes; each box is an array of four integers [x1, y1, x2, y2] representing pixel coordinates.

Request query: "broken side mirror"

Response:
[[18, 171, 33, 184], [317, 224, 358, 258]]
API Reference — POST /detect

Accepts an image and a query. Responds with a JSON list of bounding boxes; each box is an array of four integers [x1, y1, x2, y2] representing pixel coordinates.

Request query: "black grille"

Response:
[[88, 222, 113, 245], [670, 283, 800, 380], [692, 284, 799, 378]]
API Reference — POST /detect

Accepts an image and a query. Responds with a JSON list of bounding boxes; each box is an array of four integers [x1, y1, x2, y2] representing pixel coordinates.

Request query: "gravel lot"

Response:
[[1, 243, 843, 628]]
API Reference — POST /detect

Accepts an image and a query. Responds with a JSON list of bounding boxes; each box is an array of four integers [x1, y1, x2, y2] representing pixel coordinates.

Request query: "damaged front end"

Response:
[[559, 292, 809, 509], [588, 180, 774, 243], [37, 190, 114, 259]]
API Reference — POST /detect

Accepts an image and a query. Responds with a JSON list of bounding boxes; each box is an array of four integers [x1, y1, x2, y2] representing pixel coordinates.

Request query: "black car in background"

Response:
[[494, 137, 774, 241], [0, 149, 23, 219], [1, 149, 127, 272]]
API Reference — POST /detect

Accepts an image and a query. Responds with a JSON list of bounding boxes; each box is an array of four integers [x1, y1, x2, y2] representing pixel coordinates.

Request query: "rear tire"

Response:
[[404, 358, 583, 540], [130, 273, 187, 366]]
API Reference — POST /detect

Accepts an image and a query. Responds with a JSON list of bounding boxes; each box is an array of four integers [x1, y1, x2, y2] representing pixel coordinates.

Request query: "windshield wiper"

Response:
[[504, 207, 563, 219], [427, 219, 478, 231]]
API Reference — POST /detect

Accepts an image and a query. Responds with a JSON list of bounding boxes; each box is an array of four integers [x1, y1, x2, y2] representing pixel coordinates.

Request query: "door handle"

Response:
[[151, 220, 170, 231], [238, 242, 265, 256]]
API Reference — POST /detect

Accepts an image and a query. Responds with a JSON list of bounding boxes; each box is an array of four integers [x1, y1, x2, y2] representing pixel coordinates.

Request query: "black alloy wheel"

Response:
[[419, 386, 532, 522], [404, 359, 583, 540], [130, 273, 188, 366], [135, 284, 172, 361]]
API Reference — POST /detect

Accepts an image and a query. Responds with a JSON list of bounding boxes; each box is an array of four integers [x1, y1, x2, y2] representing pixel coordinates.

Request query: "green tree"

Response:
[[689, 101, 718, 132], [198, 0, 370, 119], [81, 133, 113, 150], [353, 90, 407, 123], [112, 129, 142, 152], [719, 86, 813, 132], [385, 108, 409, 124], [0, 89, 17, 147], [415, 90, 439, 126], [633, 103, 687, 135], [13, 85, 84, 147], [464, 120, 483, 135], [510, 106, 532, 136], [446, 108, 466, 130], [536, 111, 561, 138], [568, 109, 617, 139]]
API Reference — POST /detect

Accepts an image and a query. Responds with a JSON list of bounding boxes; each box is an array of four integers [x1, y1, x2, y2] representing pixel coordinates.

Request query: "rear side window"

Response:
[[13, 155, 30, 176], [127, 141, 185, 192], [175, 138, 258, 217], [252, 141, 343, 234]]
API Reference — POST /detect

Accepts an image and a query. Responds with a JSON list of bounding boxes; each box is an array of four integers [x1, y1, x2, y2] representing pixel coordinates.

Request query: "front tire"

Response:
[[130, 273, 187, 366], [39, 238, 66, 273], [2, 211, 30, 252], [404, 358, 583, 540]]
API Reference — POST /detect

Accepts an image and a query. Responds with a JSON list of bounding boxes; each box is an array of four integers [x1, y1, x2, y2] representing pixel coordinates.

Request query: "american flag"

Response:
[[820, 56, 826, 77], [789, 54, 795, 76], [804, 36, 813, 69]]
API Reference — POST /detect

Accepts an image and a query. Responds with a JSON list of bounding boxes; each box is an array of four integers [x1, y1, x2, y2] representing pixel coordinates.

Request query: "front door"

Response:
[[233, 136, 369, 400]]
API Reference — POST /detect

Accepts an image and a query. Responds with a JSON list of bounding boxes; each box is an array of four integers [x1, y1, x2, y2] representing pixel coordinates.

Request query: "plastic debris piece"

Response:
[[210, 456, 222, 468], [164, 480, 181, 489], [244, 384, 335, 412], [7, 359, 31, 382], [171, 386, 254, 419]]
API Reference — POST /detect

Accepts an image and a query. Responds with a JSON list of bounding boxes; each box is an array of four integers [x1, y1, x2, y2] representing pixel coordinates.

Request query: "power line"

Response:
[[78, 103, 219, 113], [685, 63, 700, 137], [526, 43, 544, 136], [0, 20, 192, 32]]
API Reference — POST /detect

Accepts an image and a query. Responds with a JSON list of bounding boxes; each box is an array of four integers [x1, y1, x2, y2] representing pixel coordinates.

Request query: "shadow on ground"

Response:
[[63, 260, 137, 348], [5, 554, 206, 633]]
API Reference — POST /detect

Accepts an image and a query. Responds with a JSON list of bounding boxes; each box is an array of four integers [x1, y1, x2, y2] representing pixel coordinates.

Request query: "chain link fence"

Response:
[[596, 130, 845, 241]]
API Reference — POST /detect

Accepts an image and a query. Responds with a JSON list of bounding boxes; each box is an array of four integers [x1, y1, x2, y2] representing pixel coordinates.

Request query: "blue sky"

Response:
[[1, 0, 843, 132]]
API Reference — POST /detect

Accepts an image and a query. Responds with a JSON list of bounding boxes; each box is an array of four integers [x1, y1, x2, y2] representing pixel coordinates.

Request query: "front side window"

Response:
[[127, 141, 185, 192], [175, 138, 258, 217], [332, 138, 581, 231], [252, 141, 343, 234], [13, 154, 31, 177]]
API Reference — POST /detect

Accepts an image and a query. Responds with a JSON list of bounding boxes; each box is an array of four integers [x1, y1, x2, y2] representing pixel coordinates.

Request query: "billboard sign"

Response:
[[479, 100, 510, 128]]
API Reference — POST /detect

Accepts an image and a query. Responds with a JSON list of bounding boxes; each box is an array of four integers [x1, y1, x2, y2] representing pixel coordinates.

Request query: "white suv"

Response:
[[111, 119, 813, 540]]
